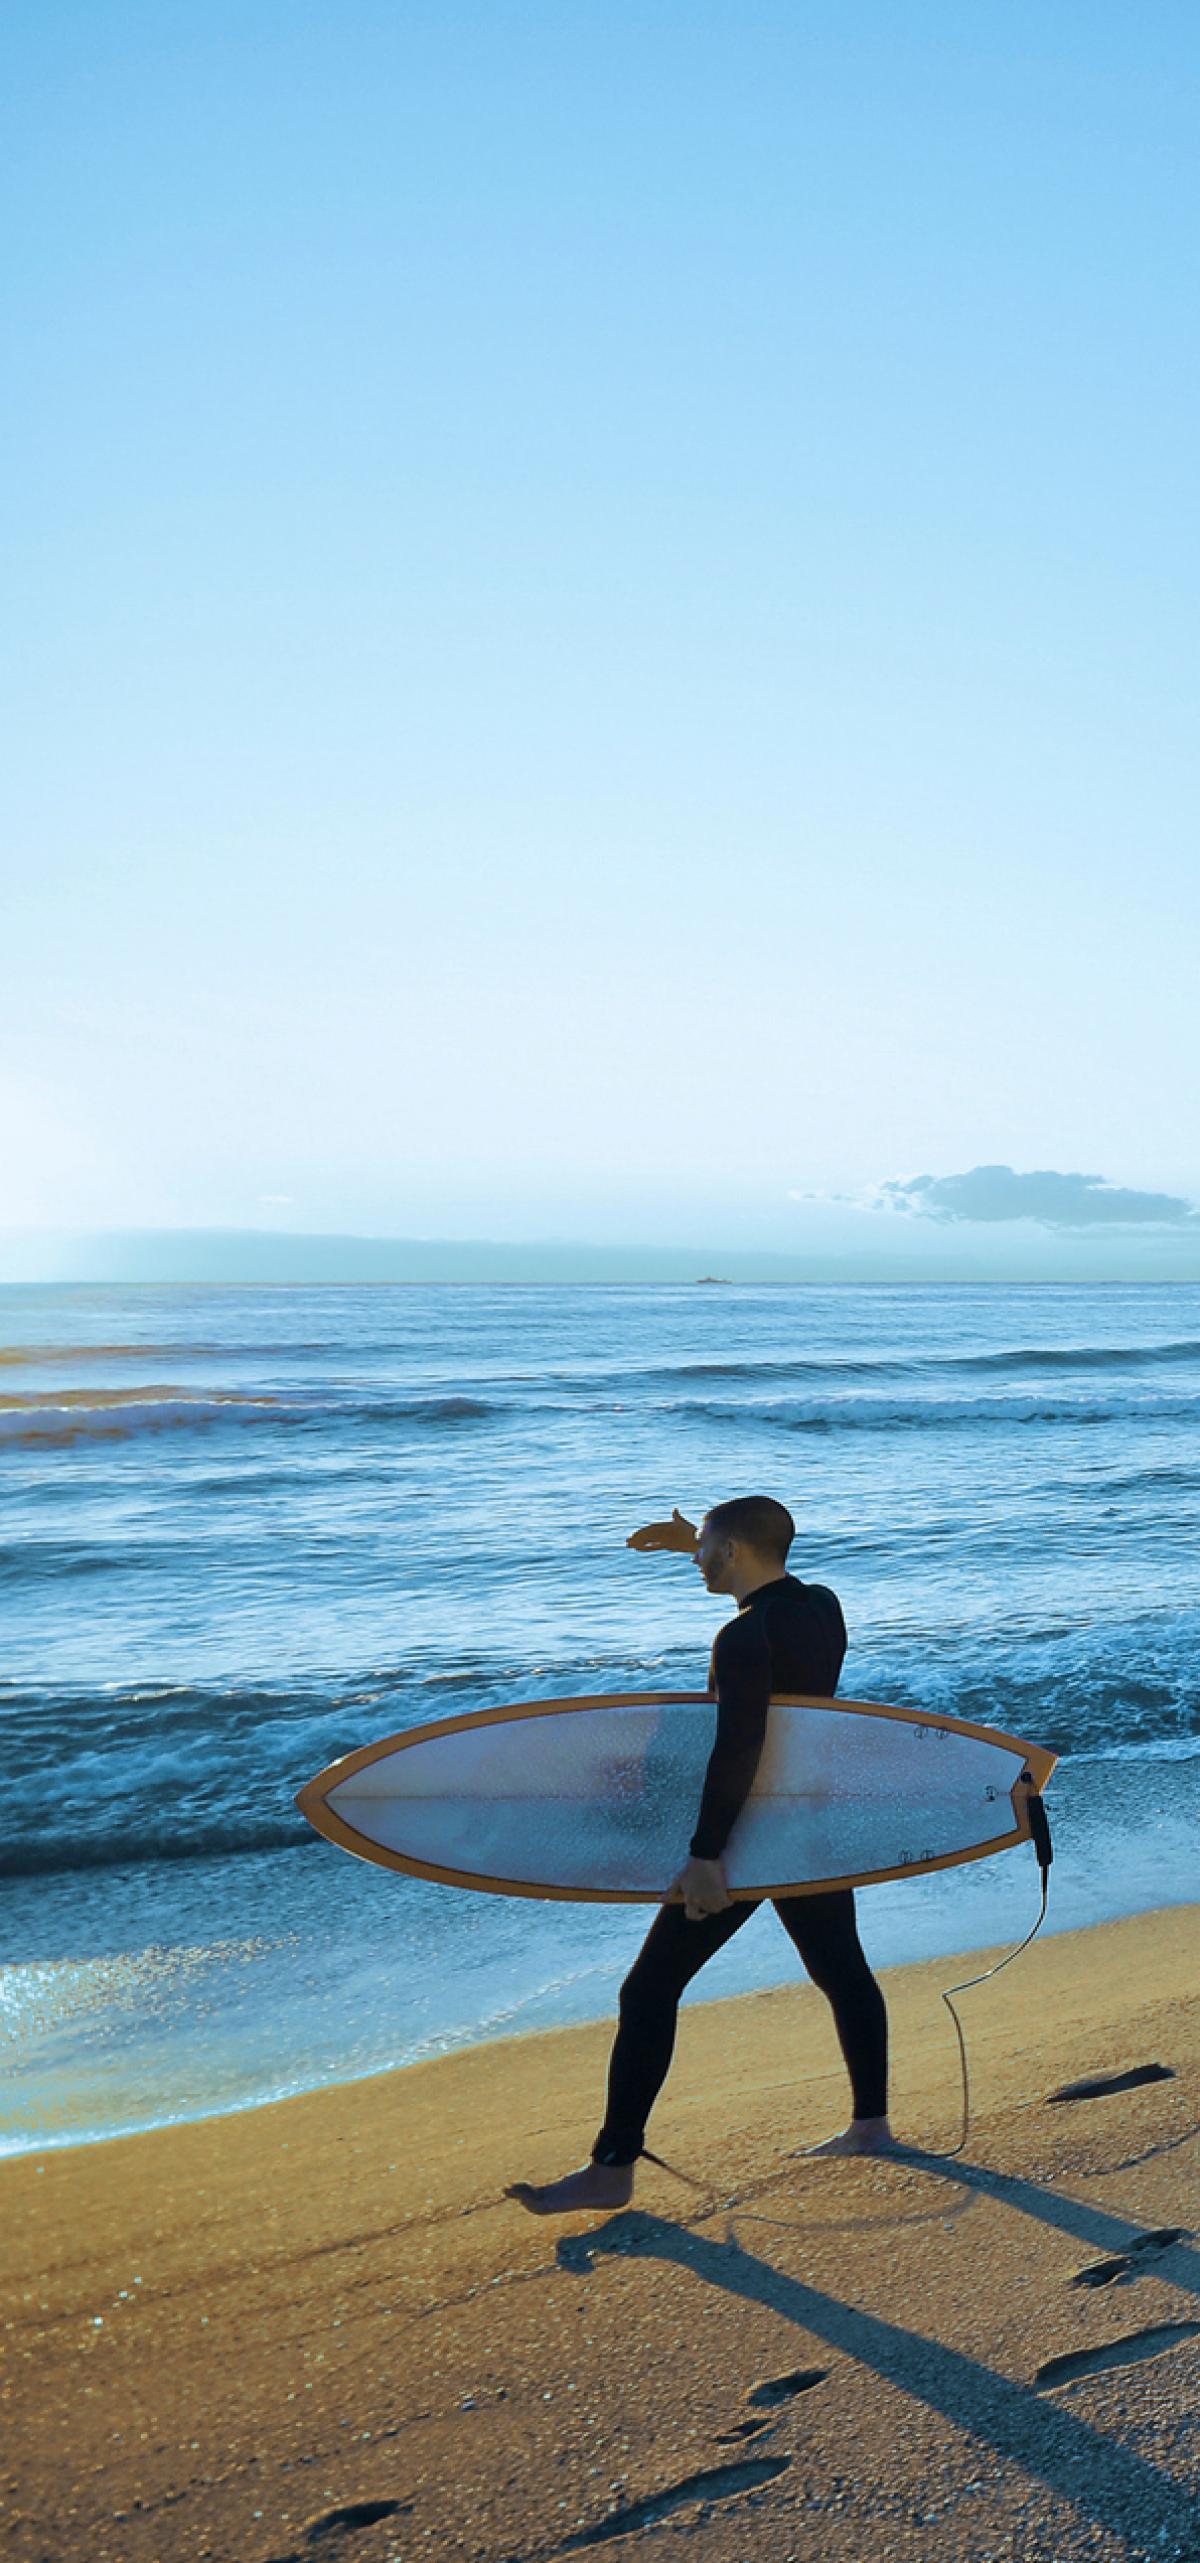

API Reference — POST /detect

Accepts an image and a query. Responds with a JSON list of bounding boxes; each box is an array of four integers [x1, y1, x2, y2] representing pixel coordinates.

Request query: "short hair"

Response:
[[704, 1495, 795, 1561]]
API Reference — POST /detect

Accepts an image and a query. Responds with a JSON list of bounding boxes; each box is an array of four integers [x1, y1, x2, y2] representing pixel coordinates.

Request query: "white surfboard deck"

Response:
[[297, 1693, 1057, 1903]]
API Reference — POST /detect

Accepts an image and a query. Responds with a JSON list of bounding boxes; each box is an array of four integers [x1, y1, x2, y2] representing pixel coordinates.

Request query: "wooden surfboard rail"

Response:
[[296, 1692, 1058, 1905]]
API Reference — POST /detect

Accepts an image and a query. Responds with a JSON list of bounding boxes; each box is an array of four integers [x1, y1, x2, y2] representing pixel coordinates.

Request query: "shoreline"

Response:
[[6, 1854, 1199, 2164], [9, 1815, 1200, 2163], [5, 1903, 1200, 2561]]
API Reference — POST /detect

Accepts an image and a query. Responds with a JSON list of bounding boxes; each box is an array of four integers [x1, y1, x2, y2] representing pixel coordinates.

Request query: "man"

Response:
[[508, 1494, 892, 2216]]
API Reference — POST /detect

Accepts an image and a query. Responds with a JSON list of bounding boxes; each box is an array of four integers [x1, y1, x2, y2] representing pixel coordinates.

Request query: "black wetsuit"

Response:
[[593, 1573, 888, 2166]]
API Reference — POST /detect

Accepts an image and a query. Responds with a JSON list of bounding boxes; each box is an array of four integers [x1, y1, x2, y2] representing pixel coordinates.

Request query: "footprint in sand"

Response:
[[1072, 2227, 1190, 2289], [558, 2455, 793, 2550], [1049, 2062, 1175, 2104], [716, 2362, 829, 2441], [1036, 2321, 1200, 2392], [747, 2364, 829, 2406], [542, 2367, 823, 2551], [265, 2499, 412, 2560]]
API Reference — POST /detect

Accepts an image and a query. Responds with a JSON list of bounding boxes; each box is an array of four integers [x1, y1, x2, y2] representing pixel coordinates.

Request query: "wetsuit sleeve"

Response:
[[688, 1613, 772, 1860]]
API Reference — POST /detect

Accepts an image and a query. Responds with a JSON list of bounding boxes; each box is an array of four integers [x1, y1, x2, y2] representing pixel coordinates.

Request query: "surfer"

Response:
[[507, 1494, 893, 2215]]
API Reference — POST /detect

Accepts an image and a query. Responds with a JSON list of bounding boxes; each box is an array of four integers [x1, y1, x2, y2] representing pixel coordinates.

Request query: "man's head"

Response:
[[695, 1495, 795, 1601]]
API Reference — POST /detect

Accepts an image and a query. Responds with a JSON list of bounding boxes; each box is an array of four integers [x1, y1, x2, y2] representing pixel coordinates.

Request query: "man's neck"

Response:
[[730, 1566, 790, 1607]]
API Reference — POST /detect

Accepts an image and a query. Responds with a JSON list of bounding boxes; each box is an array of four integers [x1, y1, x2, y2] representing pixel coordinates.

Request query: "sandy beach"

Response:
[[4, 1904, 1199, 2563]]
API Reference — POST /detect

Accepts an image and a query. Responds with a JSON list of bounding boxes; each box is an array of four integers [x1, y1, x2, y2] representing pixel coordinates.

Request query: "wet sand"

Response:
[[4, 1903, 1199, 2562]]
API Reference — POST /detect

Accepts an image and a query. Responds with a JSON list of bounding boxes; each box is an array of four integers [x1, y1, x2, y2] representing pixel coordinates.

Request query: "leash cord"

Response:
[[934, 1779, 1055, 2159], [638, 2144, 715, 2194], [936, 1867, 1050, 2159]]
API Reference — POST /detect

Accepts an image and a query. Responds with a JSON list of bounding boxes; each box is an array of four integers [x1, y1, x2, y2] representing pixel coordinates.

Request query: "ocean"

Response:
[[2, 1281, 1198, 2157]]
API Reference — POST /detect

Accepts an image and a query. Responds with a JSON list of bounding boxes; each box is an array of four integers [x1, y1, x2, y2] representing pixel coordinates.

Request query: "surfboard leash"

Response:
[[637, 2145, 722, 2203], [935, 1776, 1054, 2159]]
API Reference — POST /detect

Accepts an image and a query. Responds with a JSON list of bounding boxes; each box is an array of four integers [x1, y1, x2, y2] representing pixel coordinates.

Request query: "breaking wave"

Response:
[[676, 1390, 1200, 1432], [3, 1613, 1199, 1882], [0, 1387, 499, 1445], [630, 1339, 1200, 1391]]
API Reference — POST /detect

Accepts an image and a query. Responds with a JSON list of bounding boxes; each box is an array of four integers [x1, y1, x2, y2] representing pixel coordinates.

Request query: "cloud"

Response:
[[878, 1165, 1200, 1229]]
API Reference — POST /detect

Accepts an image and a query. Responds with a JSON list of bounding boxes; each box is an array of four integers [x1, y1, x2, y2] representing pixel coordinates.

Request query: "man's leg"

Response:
[[593, 1898, 756, 2164], [772, 1889, 893, 2152], [507, 1899, 755, 2213]]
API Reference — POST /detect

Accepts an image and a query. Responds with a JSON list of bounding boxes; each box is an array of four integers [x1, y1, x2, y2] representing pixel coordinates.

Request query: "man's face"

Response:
[[694, 1517, 736, 1594]]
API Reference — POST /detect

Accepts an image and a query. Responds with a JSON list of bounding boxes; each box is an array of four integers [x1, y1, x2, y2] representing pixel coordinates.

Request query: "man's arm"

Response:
[[626, 1508, 698, 1553], [688, 1615, 772, 1861]]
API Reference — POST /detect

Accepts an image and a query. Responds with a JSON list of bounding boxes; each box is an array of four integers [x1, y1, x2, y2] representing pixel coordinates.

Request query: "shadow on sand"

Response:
[[554, 2169, 1199, 2556]]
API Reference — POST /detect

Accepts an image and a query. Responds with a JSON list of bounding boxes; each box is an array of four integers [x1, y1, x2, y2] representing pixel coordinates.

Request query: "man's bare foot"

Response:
[[802, 2116, 899, 2158], [504, 2160, 635, 2216]]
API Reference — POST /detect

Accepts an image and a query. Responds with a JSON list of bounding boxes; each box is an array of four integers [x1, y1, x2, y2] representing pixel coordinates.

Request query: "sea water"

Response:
[[2, 1282, 1198, 2154]]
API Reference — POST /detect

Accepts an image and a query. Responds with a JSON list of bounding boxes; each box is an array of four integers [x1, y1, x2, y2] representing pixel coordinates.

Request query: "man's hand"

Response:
[[668, 1854, 732, 1921], [627, 1508, 699, 1554]]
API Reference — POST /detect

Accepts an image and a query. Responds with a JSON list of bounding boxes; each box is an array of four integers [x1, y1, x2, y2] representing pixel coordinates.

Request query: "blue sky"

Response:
[[4, 3, 1198, 1274]]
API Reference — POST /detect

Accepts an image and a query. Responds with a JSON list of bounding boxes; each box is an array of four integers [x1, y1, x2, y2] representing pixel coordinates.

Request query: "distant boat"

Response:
[[695, 1275, 731, 1285]]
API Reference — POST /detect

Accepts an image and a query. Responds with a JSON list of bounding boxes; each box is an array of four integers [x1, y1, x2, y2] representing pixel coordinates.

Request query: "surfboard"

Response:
[[297, 1693, 1057, 1903]]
